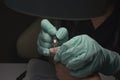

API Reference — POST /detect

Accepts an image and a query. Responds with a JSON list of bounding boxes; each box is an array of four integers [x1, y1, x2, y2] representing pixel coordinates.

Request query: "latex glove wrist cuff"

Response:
[[100, 48, 120, 75]]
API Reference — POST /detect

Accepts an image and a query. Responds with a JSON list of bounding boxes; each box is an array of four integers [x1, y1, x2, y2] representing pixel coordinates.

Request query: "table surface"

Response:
[[0, 63, 116, 80], [0, 63, 27, 80]]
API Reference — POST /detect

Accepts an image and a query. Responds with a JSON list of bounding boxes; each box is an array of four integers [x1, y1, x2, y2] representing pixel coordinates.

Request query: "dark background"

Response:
[[0, 0, 37, 62]]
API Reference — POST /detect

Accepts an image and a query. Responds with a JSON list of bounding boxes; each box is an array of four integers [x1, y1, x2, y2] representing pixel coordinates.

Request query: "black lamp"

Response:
[[4, 0, 107, 20]]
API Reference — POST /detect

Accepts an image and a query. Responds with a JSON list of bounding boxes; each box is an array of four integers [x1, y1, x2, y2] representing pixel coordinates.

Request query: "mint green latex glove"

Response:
[[37, 19, 68, 56], [54, 34, 120, 78]]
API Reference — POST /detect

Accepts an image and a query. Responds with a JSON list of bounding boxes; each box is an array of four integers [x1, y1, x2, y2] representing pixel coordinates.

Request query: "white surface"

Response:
[[0, 62, 116, 80], [24, 59, 58, 80], [24, 59, 116, 80], [0, 63, 27, 80]]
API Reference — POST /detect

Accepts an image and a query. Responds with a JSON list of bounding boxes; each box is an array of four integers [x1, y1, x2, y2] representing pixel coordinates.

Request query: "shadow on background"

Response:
[[0, 0, 37, 63]]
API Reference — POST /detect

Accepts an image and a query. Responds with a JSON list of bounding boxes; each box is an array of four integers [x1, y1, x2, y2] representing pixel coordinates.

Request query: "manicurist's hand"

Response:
[[54, 34, 120, 78], [37, 19, 68, 56]]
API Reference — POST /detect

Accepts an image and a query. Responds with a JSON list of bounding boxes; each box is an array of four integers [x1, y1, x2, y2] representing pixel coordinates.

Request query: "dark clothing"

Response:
[[61, 3, 120, 53]]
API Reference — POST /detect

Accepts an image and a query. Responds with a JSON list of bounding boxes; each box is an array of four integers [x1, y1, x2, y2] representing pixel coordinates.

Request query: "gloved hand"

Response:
[[54, 34, 120, 78], [37, 19, 68, 56]]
